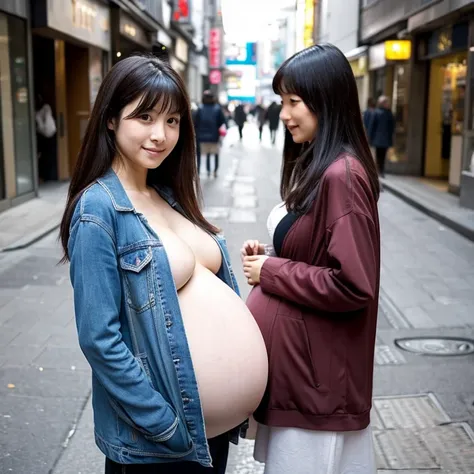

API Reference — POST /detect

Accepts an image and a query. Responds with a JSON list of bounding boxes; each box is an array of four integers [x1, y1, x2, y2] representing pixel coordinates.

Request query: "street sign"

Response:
[[209, 69, 222, 85]]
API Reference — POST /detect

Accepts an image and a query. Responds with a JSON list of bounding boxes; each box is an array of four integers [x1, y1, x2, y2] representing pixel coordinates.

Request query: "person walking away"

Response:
[[241, 43, 380, 474], [35, 94, 57, 181], [234, 103, 247, 140], [266, 102, 281, 145], [369, 95, 395, 178], [195, 91, 226, 178], [59, 55, 268, 474], [363, 98, 376, 137], [255, 104, 267, 141]]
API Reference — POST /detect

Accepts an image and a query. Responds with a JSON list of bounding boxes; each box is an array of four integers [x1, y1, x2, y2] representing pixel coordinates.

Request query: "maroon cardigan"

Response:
[[247, 155, 380, 432]]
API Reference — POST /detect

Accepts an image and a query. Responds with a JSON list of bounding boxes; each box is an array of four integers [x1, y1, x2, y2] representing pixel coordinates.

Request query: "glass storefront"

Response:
[[0, 11, 34, 205], [8, 15, 34, 195]]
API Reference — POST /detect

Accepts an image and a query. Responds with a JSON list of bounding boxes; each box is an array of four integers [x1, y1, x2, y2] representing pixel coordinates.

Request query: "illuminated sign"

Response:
[[173, 0, 189, 22], [209, 28, 221, 69], [385, 41, 411, 61], [304, 0, 314, 48], [209, 70, 222, 85]]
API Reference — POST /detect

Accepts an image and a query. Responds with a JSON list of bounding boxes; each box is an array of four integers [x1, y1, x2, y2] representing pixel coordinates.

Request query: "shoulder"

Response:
[[319, 155, 375, 220], [71, 182, 117, 235]]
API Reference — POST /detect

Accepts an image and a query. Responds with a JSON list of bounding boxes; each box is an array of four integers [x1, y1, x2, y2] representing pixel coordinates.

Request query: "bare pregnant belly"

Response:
[[178, 265, 268, 439]]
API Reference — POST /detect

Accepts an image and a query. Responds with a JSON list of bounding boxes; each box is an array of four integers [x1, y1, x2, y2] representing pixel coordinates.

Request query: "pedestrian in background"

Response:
[[369, 95, 395, 178], [195, 90, 227, 178], [363, 97, 376, 136], [59, 55, 268, 474], [241, 43, 380, 474], [234, 103, 247, 140], [35, 94, 57, 181], [266, 102, 281, 145], [255, 103, 267, 142]]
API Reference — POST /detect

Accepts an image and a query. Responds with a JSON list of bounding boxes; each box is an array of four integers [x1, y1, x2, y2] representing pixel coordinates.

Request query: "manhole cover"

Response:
[[395, 337, 474, 356]]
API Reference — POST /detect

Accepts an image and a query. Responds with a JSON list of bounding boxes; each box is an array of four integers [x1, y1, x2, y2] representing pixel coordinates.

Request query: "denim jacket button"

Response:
[[166, 320, 172, 328]]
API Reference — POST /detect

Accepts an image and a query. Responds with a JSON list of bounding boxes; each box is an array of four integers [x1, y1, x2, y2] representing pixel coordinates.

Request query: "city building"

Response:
[[315, 0, 368, 113], [0, 1, 36, 211], [360, 0, 474, 208], [0, 0, 213, 214]]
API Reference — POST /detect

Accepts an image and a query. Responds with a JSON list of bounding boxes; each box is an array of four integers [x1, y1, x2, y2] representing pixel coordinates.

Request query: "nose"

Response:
[[280, 105, 290, 123], [150, 121, 166, 143]]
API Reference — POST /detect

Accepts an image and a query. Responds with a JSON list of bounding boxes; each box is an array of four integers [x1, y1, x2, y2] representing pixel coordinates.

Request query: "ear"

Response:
[[107, 118, 116, 131]]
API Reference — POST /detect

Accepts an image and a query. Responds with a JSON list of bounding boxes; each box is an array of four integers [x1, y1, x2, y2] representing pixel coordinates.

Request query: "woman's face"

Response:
[[279, 93, 318, 143], [109, 95, 181, 170]]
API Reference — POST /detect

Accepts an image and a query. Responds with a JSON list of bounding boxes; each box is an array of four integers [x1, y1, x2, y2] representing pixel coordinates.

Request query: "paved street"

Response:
[[1, 124, 474, 473]]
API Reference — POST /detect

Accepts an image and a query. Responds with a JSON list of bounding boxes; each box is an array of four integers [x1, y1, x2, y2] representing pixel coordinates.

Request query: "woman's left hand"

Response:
[[243, 255, 269, 285]]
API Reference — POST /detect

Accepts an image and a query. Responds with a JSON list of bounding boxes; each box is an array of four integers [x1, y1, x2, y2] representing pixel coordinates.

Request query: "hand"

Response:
[[240, 240, 265, 262], [243, 255, 269, 286]]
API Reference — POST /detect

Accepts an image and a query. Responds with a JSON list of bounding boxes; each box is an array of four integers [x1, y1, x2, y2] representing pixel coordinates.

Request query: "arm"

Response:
[[69, 219, 178, 441], [259, 211, 378, 312]]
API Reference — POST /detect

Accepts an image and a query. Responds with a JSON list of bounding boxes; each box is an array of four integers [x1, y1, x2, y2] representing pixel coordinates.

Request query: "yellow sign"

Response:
[[385, 40, 411, 61], [304, 0, 314, 48]]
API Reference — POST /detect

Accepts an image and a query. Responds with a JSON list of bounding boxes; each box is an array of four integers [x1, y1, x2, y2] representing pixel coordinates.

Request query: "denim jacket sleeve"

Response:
[[69, 217, 178, 442]]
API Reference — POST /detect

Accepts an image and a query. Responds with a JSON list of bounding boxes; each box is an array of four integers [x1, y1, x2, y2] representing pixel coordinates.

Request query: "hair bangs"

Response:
[[126, 70, 187, 119], [272, 61, 298, 96]]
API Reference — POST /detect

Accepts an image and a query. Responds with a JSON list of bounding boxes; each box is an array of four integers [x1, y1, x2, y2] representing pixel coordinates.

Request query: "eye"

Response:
[[139, 113, 152, 122], [168, 117, 180, 125], [290, 98, 300, 104]]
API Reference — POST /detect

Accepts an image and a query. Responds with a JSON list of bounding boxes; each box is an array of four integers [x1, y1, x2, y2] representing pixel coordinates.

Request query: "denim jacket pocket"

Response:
[[119, 247, 154, 313]]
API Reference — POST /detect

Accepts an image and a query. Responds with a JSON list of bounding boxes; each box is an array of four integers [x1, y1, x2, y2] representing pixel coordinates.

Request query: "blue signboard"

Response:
[[225, 42, 257, 66]]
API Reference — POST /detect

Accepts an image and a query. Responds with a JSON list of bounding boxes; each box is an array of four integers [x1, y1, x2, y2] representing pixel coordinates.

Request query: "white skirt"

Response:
[[254, 424, 376, 474]]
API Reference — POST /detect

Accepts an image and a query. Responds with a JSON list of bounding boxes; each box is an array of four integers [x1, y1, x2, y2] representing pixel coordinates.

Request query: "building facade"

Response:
[[315, 0, 369, 112], [0, 0, 211, 214], [360, 0, 474, 207], [0, 0, 36, 212]]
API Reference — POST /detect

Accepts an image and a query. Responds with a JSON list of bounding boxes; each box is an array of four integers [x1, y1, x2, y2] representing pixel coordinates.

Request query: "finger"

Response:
[[253, 240, 260, 255]]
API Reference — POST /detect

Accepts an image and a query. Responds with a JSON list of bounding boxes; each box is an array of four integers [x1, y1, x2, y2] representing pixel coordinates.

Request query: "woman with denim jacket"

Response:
[[59, 55, 268, 473], [241, 44, 380, 473]]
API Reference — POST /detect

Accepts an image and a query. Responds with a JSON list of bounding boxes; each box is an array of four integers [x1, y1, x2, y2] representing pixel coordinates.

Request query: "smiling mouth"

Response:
[[143, 147, 166, 153], [287, 125, 299, 132]]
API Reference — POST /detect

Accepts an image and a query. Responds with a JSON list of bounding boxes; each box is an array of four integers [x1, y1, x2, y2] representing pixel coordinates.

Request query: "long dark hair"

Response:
[[273, 43, 380, 214], [60, 55, 218, 261]]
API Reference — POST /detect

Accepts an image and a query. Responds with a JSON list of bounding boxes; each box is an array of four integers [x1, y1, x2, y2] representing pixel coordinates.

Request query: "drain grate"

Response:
[[395, 337, 474, 356]]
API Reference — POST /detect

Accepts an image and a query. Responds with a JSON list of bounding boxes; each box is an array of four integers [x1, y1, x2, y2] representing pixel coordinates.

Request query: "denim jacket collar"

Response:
[[97, 168, 179, 212]]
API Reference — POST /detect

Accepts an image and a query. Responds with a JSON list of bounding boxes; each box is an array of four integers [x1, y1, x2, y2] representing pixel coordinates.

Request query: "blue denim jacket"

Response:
[[68, 169, 240, 466]]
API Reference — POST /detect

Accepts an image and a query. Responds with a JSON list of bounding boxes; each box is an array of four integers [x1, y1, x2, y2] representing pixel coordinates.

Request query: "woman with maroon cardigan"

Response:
[[241, 44, 381, 474]]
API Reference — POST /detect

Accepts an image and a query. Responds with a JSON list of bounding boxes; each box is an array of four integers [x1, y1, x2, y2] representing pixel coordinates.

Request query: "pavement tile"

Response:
[[0, 394, 85, 474], [0, 366, 91, 398], [1, 344, 45, 367], [33, 346, 89, 371]]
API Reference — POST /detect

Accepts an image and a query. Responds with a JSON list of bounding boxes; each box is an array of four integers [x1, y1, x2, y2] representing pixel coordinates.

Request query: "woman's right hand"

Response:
[[240, 240, 265, 261]]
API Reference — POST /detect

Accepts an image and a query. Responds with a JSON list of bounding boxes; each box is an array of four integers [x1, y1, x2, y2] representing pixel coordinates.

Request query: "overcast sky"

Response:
[[222, 0, 296, 42]]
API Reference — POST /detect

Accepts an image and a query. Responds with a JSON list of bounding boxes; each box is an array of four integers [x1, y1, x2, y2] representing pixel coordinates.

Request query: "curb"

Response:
[[1, 222, 60, 252], [381, 179, 474, 243]]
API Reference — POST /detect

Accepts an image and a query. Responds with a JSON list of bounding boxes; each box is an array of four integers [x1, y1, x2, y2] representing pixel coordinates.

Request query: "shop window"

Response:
[[390, 63, 410, 162], [8, 15, 34, 195]]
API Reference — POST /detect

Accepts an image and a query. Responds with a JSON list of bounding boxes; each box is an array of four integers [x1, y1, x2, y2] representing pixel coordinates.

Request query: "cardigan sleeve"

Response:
[[259, 210, 378, 313]]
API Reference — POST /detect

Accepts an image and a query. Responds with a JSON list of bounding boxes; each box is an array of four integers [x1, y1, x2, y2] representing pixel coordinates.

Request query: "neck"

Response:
[[112, 156, 149, 192]]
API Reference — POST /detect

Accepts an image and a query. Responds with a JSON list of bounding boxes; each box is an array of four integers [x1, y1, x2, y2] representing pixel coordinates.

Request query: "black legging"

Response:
[[105, 432, 229, 474], [375, 147, 388, 177], [206, 154, 219, 174]]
